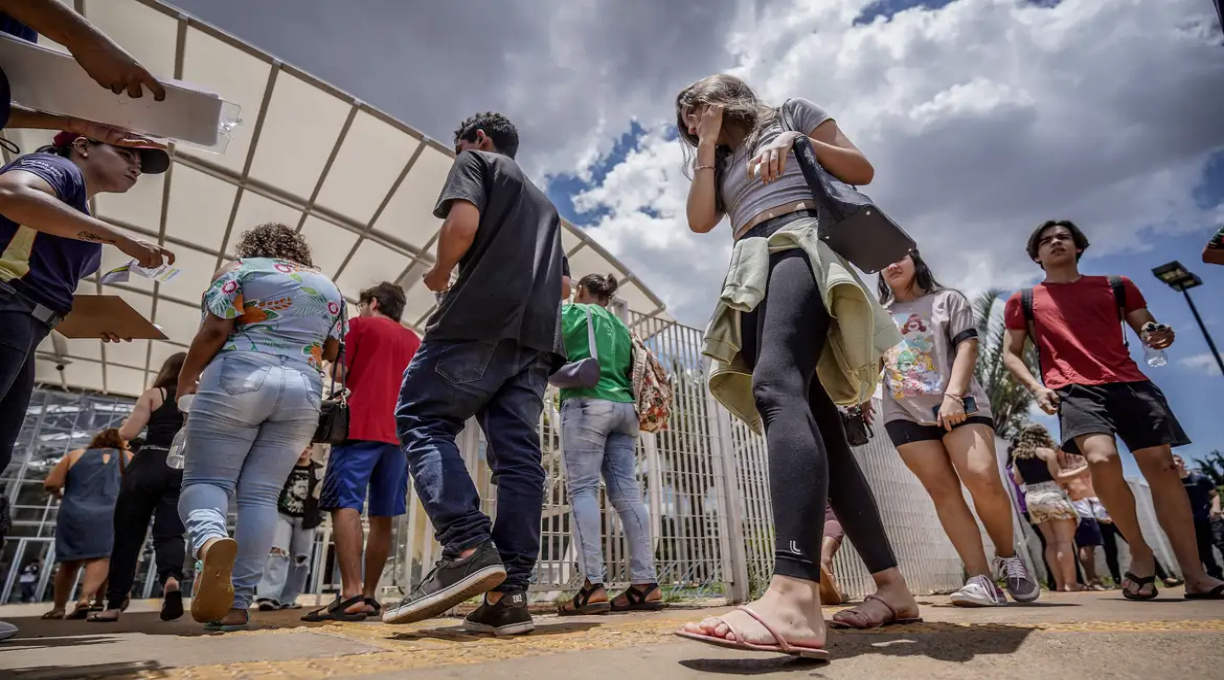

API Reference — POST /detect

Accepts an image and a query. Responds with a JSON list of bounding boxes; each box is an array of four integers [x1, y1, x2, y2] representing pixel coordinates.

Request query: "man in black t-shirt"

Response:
[[385, 112, 565, 635]]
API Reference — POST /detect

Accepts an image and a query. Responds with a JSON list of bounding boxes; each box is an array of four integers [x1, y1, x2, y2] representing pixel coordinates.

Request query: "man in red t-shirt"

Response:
[[1002, 220, 1224, 601], [312, 282, 421, 621]]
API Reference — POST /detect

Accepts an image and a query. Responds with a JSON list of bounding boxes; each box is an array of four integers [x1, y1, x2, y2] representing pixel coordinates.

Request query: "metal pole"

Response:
[[1182, 288, 1224, 376]]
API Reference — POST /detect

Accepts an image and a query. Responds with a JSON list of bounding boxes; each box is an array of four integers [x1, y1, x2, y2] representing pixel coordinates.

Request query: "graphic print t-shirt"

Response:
[[277, 463, 317, 518], [881, 289, 993, 426]]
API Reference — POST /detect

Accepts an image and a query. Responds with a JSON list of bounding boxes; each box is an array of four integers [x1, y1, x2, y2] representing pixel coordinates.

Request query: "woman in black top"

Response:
[[89, 353, 188, 622], [1010, 424, 1086, 593]]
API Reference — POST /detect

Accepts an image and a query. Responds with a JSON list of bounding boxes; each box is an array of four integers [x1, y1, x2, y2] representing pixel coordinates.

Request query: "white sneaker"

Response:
[[950, 575, 1007, 607], [0, 620, 17, 642], [996, 555, 1041, 603]]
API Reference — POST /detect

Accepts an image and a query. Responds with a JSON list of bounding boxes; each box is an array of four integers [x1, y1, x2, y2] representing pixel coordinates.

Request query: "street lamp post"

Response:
[[1152, 260, 1224, 376]]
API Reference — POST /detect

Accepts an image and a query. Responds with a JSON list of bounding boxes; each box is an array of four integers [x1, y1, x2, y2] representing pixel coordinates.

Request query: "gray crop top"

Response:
[[720, 98, 832, 233]]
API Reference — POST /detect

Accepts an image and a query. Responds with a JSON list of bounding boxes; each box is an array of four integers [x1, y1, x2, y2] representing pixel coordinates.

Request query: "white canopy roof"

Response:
[[4, 0, 669, 398]]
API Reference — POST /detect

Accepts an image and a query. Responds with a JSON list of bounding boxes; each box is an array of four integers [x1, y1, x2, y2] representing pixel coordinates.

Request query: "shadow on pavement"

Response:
[[679, 621, 1035, 675], [5, 659, 170, 680], [393, 620, 601, 642]]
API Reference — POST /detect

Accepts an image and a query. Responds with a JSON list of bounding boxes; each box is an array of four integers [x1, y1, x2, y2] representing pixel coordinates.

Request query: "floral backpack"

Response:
[[630, 331, 673, 433]]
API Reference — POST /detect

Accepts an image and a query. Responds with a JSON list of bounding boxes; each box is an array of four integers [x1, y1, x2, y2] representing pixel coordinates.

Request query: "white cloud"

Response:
[[1181, 352, 1224, 376], [568, 0, 1224, 325]]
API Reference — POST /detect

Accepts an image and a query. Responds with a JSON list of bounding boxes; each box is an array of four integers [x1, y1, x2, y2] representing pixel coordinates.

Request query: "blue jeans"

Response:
[[178, 352, 321, 610], [396, 339, 551, 592], [560, 398, 656, 585], [256, 513, 314, 606]]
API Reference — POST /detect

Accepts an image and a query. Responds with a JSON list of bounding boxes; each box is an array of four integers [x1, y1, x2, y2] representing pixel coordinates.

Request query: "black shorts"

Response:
[[1056, 381, 1190, 454], [1075, 517, 1104, 547], [884, 416, 995, 447]]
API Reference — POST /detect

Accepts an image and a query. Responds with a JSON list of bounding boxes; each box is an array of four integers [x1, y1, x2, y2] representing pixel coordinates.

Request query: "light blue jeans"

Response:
[[560, 397, 656, 585], [179, 351, 321, 610], [255, 513, 314, 607]]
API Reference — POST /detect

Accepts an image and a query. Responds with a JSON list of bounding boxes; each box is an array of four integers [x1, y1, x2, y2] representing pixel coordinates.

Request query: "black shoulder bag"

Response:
[[779, 100, 916, 274], [841, 405, 873, 447], [313, 301, 351, 444]]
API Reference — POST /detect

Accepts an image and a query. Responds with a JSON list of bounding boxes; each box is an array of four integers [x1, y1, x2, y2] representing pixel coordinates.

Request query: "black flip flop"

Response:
[[1185, 584, 1224, 600], [1122, 572, 1158, 601], [611, 583, 666, 612], [161, 590, 184, 621], [558, 583, 611, 616], [301, 594, 368, 622]]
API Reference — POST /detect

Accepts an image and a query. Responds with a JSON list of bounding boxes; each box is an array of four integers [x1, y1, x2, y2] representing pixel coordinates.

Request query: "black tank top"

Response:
[[144, 387, 184, 448], [1015, 455, 1054, 485]]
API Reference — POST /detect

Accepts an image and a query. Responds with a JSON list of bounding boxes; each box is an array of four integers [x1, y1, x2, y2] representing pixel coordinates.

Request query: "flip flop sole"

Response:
[[161, 591, 184, 621], [675, 630, 829, 660], [558, 601, 611, 616], [191, 538, 238, 623], [828, 616, 924, 630]]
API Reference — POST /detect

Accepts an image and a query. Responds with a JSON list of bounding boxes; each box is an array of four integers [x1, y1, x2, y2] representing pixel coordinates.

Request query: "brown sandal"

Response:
[[558, 583, 610, 616], [829, 593, 922, 630], [41, 609, 65, 620]]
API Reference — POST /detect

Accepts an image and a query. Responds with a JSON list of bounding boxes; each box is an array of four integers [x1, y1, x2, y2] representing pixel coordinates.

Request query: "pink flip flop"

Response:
[[674, 605, 830, 661], [829, 593, 923, 630]]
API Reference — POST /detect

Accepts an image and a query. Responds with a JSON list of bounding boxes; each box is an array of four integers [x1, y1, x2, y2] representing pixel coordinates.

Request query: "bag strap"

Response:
[[584, 305, 599, 362], [327, 299, 348, 404], [1108, 275, 1129, 348], [779, 99, 845, 222]]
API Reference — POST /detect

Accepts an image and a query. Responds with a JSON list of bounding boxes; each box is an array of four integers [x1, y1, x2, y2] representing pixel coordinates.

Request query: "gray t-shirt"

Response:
[[881, 289, 993, 426], [429, 150, 566, 364], [721, 98, 832, 232]]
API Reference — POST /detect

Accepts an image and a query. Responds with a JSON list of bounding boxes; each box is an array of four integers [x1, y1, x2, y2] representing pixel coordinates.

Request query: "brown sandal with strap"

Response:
[[829, 593, 923, 630], [675, 605, 830, 660], [611, 583, 665, 612]]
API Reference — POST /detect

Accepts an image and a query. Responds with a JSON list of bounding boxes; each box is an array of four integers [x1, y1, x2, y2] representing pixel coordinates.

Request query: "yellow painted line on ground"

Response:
[[160, 617, 1224, 680]]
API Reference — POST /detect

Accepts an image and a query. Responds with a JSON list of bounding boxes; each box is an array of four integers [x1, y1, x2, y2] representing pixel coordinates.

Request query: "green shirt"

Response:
[[559, 303, 634, 404]]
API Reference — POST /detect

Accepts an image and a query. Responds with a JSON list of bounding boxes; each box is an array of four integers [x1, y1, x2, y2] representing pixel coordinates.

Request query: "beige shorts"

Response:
[[1026, 481, 1077, 525]]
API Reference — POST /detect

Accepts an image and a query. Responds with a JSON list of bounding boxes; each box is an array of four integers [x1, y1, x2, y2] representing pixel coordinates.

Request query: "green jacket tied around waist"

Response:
[[702, 218, 902, 434]]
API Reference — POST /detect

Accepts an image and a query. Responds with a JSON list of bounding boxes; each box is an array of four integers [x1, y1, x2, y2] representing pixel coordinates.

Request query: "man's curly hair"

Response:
[[454, 112, 519, 159], [1011, 423, 1057, 461], [234, 223, 314, 267]]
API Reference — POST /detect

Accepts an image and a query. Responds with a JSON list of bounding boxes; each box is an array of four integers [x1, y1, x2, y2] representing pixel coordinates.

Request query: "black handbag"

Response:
[[841, 406, 873, 448], [313, 303, 350, 445], [779, 100, 916, 274], [549, 305, 601, 389]]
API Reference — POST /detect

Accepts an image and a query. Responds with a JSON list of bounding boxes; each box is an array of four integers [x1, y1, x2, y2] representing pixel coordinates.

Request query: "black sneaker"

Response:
[[463, 590, 534, 636], [382, 540, 506, 625]]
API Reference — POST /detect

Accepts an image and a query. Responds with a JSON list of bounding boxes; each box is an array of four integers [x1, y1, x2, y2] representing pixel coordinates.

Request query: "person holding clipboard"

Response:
[[0, 131, 173, 517]]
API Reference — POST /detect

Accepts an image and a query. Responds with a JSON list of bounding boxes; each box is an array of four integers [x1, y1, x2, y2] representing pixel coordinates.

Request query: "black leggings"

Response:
[[105, 448, 186, 609], [740, 248, 897, 582]]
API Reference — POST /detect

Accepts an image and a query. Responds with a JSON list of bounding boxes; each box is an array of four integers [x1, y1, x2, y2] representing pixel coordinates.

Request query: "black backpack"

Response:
[[1020, 275, 1128, 382]]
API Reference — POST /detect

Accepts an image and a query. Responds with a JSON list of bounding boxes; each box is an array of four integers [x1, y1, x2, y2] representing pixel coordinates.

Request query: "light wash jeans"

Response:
[[179, 351, 321, 610], [255, 513, 314, 606], [560, 397, 656, 585]]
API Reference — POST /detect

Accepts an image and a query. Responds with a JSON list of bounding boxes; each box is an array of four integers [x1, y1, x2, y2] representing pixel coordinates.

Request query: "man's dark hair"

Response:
[[1026, 219, 1090, 264], [359, 281, 407, 322], [455, 112, 519, 159]]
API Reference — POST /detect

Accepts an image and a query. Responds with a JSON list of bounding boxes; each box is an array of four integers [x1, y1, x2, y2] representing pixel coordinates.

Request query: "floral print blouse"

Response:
[[202, 257, 346, 372]]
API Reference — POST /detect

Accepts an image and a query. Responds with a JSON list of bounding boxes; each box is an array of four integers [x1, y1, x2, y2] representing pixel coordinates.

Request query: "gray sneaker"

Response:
[[950, 575, 1007, 607], [996, 555, 1041, 603], [0, 620, 17, 642]]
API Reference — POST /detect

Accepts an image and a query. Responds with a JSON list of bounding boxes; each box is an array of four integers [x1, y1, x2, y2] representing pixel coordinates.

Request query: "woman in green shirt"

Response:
[[556, 274, 662, 616]]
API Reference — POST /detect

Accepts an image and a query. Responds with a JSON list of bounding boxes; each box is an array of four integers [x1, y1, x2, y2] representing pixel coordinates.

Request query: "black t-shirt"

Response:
[[1182, 471, 1216, 520], [429, 150, 565, 362]]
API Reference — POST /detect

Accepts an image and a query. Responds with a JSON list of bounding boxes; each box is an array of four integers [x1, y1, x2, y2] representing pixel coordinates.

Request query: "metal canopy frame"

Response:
[[2, 0, 670, 397]]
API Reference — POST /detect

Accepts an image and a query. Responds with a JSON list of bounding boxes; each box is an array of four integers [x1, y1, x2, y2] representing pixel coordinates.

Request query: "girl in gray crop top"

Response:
[[673, 74, 921, 651]]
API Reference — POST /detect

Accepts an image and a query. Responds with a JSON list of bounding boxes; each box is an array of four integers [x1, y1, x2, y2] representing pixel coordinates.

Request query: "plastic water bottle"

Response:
[[166, 394, 193, 470], [1141, 323, 1168, 368]]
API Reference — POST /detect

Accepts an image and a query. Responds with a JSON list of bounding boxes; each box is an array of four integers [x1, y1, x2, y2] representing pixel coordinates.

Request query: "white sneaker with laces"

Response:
[[950, 575, 1007, 607], [996, 555, 1041, 603]]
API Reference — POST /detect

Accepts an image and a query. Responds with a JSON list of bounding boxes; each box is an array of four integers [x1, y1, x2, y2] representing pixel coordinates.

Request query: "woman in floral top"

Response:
[[176, 223, 345, 631]]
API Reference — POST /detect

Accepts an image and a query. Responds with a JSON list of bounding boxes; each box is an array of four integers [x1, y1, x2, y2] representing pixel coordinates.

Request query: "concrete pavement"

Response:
[[2, 588, 1222, 679]]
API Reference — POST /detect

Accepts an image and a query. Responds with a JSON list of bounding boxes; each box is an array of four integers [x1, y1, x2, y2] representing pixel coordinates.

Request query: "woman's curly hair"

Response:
[[233, 223, 314, 267], [89, 428, 126, 451], [1011, 423, 1057, 461]]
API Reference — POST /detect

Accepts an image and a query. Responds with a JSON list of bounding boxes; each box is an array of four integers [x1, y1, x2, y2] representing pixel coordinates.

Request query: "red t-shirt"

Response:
[[343, 316, 421, 444], [1003, 275, 1148, 390]]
